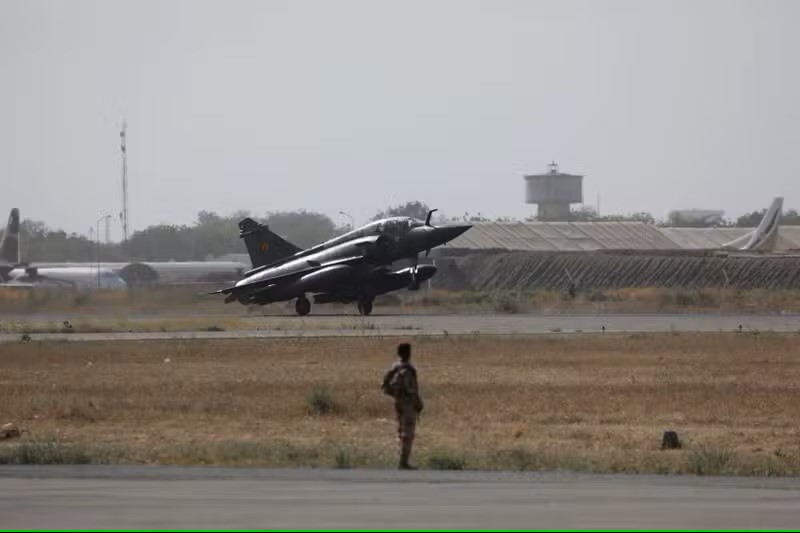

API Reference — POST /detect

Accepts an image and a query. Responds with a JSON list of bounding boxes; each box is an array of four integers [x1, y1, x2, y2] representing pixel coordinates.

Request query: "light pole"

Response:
[[96, 214, 112, 288], [338, 211, 355, 231]]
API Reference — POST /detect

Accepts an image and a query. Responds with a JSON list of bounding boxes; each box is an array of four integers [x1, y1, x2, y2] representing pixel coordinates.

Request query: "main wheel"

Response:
[[295, 295, 311, 316], [357, 297, 373, 316]]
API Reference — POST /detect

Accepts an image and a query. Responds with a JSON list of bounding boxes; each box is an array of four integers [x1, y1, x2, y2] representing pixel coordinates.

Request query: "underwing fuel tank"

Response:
[[269, 264, 356, 300]]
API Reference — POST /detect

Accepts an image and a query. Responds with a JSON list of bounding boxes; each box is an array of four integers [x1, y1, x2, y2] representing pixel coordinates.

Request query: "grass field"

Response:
[[1, 333, 800, 475], [3, 286, 800, 318]]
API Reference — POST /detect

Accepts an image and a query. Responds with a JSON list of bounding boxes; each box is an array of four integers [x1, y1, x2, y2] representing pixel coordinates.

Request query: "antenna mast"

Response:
[[120, 121, 129, 254]]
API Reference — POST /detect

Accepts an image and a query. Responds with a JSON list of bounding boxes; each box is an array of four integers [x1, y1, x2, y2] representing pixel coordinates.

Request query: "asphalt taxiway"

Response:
[[0, 312, 796, 343], [1, 466, 798, 529]]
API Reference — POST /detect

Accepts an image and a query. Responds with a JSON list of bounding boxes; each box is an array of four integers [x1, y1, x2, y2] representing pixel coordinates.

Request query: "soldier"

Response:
[[382, 342, 424, 470]]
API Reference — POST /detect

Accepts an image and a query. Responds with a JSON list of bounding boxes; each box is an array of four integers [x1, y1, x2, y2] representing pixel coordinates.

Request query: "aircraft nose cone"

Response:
[[435, 224, 471, 245]]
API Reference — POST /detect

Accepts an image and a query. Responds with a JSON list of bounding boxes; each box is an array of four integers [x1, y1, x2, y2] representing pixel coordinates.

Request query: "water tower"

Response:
[[524, 161, 583, 221]]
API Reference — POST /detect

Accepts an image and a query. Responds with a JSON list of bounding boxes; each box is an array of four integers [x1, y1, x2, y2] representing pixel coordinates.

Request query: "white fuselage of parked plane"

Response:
[[4, 266, 128, 289]]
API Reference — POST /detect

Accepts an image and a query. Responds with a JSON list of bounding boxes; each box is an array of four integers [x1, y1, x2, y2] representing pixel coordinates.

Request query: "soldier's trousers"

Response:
[[395, 401, 417, 462]]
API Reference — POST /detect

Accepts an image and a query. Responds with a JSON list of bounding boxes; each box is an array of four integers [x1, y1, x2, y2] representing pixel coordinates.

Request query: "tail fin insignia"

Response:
[[239, 218, 302, 268]]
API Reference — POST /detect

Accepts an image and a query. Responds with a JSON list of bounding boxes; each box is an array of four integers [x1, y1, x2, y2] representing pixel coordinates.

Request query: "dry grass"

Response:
[[0, 286, 352, 316], [1, 333, 800, 474], [0, 316, 394, 335], [402, 288, 800, 314], [0, 317, 251, 334], [0, 286, 231, 315], [4, 286, 800, 318]]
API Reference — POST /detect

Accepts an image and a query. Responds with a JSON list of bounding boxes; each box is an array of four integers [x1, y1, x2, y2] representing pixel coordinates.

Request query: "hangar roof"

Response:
[[657, 226, 800, 250], [446, 222, 800, 252]]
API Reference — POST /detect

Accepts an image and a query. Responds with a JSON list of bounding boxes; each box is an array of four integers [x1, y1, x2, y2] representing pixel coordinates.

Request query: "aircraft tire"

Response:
[[295, 296, 311, 316], [357, 297, 373, 316]]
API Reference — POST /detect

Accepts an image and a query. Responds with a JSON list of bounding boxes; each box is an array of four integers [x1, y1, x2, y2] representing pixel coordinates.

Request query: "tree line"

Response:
[[567, 206, 800, 227], [9, 201, 800, 262]]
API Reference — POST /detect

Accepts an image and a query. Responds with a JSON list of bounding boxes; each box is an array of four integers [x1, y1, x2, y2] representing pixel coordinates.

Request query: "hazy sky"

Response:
[[2, 0, 799, 238]]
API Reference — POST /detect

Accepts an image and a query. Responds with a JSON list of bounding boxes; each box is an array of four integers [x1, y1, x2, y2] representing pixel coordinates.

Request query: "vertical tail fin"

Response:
[[239, 218, 302, 268], [0, 208, 20, 264], [723, 197, 783, 251]]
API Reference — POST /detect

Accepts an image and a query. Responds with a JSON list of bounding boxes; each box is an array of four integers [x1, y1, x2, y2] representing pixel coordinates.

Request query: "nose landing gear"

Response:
[[295, 295, 311, 316]]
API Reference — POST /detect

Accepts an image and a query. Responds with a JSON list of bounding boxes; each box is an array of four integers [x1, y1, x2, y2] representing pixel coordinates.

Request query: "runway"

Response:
[[0, 312, 797, 343], [1, 466, 798, 529]]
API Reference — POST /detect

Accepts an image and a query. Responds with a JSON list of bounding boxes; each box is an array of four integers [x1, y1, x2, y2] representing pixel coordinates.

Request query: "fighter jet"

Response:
[[213, 210, 470, 315]]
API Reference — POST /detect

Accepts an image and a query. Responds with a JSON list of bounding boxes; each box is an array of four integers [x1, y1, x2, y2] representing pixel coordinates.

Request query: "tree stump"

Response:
[[661, 430, 681, 449]]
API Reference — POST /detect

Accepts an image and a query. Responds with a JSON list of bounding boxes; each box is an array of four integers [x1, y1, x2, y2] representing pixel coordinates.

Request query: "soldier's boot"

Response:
[[399, 440, 416, 470]]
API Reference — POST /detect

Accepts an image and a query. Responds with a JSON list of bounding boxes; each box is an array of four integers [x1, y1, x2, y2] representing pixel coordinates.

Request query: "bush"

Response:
[[376, 293, 401, 306], [420, 294, 444, 306], [55, 398, 103, 422], [334, 447, 353, 469], [0, 439, 115, 465], [72, 292, 92, 307], [697, 290, 718, 307], [307, 386, 340, 415], [492, 447, 538, 471], [674, 291, 697, 307], [160, 440, 323, 467], [494, 294, 520, 314], [426, 450, 467, 470], [588, 290, 608, 302], [687, 447, 734, 475]]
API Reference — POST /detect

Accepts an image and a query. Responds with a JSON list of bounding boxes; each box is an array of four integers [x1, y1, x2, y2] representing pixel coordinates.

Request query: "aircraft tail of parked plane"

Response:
[[238, 218, 302, 269], [0, 208, 20, 265], [723, 197, 783, 251], [0, 207, 127, 289], [0, 208, 21, 281]]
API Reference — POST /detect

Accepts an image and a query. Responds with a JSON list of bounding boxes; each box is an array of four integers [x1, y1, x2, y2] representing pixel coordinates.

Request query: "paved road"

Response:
[[0, 312, 797, 343], [1, 466, 799, 529]]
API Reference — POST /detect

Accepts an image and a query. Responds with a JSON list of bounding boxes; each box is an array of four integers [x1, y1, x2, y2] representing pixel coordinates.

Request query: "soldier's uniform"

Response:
[[382, 344, 424, 470]]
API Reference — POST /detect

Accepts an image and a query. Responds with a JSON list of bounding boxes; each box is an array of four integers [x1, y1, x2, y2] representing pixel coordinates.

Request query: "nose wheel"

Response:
[[357, 297, 374, 316], [295, 295, 311, 316], [408, 254, 420, 290]]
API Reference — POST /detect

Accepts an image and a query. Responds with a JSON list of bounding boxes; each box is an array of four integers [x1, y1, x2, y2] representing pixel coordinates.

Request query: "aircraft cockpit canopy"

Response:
[[375, 217, 424, 236]]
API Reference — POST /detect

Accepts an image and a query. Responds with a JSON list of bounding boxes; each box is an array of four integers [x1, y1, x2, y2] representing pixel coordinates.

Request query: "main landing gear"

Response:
[[357, 296, 374, 316], [295, 295, 311, 316]]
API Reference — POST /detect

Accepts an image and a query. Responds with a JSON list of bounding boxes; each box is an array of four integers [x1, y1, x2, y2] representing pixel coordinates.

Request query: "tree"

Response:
[[192, 210, 241, 258], [262, 210, 341, 248], [628, 212, 656, 224], [20, 219, 48, 239], [736, 208, 800, 227], [127, 210, 242, 261], [784, 209, 800, 225], [372, 201, 432, 222], [7, 209, 347, 263], [600, 211, 655, 224], [17, 219, 110, 262], [563, 207, 655, 224], [129, 224, 196, 261], [735, 209, 766, 228]]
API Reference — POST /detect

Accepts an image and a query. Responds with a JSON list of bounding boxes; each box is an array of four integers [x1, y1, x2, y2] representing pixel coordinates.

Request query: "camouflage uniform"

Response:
[[382, 348, 424, 470]]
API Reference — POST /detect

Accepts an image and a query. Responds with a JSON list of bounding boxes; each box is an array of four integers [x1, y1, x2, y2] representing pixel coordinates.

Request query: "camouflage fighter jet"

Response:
[[213, 210, 470, 315]]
